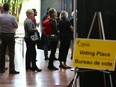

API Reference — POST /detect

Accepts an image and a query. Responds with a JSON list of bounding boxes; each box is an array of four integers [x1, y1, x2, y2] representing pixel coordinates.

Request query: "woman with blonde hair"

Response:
[[24, 9, 42, 72], [44, 8, 59, 70]]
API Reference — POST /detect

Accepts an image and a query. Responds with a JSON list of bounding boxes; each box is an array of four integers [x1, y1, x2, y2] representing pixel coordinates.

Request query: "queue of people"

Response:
[[0, 3, 75, 74], [41, 8, 74, 70]]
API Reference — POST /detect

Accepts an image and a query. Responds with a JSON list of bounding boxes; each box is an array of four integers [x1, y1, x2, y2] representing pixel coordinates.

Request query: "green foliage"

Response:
[[1, 0, 29, 22]]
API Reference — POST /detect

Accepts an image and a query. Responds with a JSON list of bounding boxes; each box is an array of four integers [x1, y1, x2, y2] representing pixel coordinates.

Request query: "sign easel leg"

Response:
[[68, 68, 79, 87], [87, 12, 97, 39], [109, 73, 113, 87]]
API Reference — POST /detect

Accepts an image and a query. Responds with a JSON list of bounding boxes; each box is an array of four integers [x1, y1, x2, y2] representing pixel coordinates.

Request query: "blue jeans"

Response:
[[43, 38, 48, 58]]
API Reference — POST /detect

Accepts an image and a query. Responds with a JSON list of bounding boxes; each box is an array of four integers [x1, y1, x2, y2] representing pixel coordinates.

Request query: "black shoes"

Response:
[[48, 66, 58, 70], [59, 65, 71, 69], [0, 69, 5, 73], [26, 67, 42, 72], [9, 70, 20, 74], [54, 57, 58, 60], [31, 68, 42, 72], [5, 67, 8, 70], [45, 57, 49, 60], [0, 68, 19, 74], [0, 67, 8, 73]]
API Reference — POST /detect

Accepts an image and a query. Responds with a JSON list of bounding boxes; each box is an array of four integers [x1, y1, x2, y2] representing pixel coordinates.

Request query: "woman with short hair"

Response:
[[58, 11, 73, 69], [24, 9, 42, 72]]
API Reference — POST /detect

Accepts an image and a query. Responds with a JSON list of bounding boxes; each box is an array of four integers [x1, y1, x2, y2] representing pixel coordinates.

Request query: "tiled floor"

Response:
[[0, 37, 78, 87]]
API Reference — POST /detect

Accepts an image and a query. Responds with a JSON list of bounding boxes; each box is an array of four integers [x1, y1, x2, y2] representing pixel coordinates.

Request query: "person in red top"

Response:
[[42, 7, 51, 60], [31, 9, 37, 27], [43, 8, 59, 70]]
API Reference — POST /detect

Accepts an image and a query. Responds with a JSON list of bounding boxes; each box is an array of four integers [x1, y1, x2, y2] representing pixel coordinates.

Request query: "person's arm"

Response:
[[12, 16, 18, 29], [70, 25, 74, 32], [26, 20, 37, 32], [51, 19, 58, 36], [67, 20, 74, 32]]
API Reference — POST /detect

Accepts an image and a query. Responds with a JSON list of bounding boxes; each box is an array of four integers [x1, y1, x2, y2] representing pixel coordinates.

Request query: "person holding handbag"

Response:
[[24, 9, 42, 72]]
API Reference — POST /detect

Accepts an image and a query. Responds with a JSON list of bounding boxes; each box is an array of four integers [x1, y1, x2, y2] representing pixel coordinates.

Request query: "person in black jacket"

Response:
[[58, 11, 73, 69]]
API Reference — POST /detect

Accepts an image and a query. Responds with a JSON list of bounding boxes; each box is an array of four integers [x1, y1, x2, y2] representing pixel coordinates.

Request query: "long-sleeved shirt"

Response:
[[24, 18, 37, 37], [58, 19, 72, 40], [51, 19, 59, 36], [0, 12, 18, 33]]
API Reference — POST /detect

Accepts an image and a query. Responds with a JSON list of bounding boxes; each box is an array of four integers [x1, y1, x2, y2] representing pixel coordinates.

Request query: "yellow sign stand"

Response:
[[72, 38, 116, 71], [68, 11, 114, 87]]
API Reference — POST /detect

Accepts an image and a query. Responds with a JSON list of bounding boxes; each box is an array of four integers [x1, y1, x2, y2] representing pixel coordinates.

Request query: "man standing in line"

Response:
[[0, 3, 19, 74]]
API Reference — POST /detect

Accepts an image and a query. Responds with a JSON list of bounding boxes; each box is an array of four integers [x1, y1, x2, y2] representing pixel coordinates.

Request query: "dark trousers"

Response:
[[58, 39, 71, 62], [43, 36, 48, 58], [0, 33, 15, 71], [24, 37, 37, 69], [48, 39, 58, 67]]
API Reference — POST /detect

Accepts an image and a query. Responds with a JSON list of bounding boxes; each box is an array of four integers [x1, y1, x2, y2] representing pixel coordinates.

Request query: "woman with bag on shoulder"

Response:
[[24, 9, 42, 72], [43, 8, 59, 70]]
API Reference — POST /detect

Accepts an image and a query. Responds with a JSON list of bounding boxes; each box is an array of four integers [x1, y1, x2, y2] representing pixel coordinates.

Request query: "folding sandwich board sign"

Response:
[[72, 38, 116, 71]]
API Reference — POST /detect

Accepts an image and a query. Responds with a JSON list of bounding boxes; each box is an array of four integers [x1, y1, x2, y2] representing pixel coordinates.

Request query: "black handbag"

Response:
[[47, 34, 58, 42], [37, 34, 51, 50], [37, 37, 44, 50]]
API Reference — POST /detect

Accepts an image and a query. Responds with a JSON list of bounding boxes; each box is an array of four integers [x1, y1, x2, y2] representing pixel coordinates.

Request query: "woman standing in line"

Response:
[[58, 11, 73, 69], [24, 9, 42, 72], [42, 8, 59, 70]]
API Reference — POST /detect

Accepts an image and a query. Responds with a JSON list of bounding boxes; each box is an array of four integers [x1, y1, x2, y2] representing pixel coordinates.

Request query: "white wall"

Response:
[[18, 0, 41, 33]]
